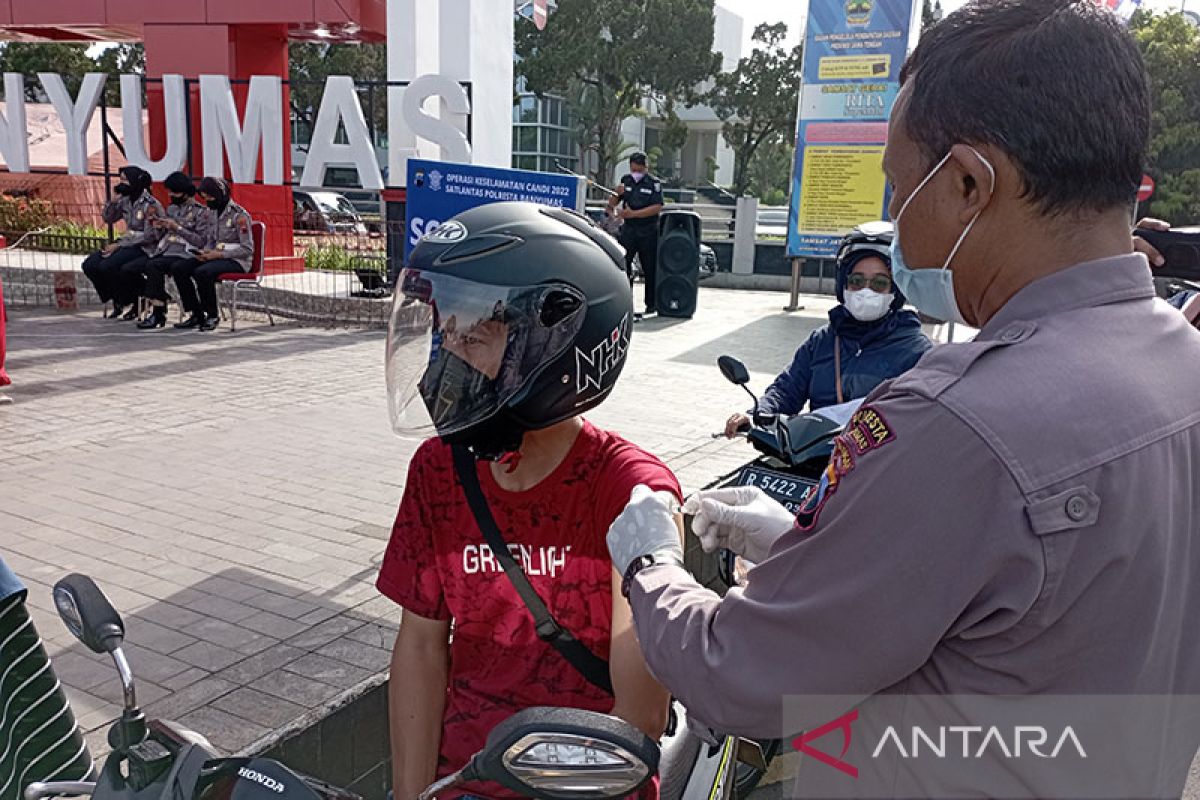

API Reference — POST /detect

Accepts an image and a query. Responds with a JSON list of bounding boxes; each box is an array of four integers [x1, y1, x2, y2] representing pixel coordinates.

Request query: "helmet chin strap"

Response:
[[442, 413, 528, 465]]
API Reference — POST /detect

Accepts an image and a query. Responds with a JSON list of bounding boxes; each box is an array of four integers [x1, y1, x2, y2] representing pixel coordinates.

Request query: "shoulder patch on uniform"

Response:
[[795, 405, 895, 531], [238, 216, 249, 233], [844, 406, 895, 455]]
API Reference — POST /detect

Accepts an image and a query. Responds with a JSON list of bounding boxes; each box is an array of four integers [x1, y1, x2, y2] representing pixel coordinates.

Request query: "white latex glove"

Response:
[[684, 486, 796, 563], [606, 485, 683, 577]]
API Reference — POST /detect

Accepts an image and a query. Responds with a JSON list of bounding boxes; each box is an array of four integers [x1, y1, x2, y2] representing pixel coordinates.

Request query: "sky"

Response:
[[716, 0, 1188, 55]]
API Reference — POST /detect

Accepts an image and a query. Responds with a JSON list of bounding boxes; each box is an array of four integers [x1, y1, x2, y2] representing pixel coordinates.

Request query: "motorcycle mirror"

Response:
[[461, 707, 658, 800], [717, 355, 751, 386], [52, 574, 125, 654]]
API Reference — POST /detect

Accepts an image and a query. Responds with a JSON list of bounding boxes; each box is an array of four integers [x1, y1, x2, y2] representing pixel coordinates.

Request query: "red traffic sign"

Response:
[[533, 0, 548, 30], [1138, 174, 1155, 202]]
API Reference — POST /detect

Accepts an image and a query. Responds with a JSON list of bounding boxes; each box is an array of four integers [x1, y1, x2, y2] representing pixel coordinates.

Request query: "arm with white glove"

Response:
[[606, 485, 685, 579], [684, 486, 796, 564]]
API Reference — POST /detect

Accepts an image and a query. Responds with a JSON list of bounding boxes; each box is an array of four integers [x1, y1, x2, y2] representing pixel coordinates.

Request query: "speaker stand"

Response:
[[784, 257, 806, 312]]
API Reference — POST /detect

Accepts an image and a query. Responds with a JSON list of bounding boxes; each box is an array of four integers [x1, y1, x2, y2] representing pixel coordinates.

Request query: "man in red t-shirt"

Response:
[[379, 203, 681, 800]]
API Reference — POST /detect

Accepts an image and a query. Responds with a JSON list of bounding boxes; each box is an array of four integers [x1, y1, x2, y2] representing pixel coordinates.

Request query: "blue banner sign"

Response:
[[405, 159, 585, 258]]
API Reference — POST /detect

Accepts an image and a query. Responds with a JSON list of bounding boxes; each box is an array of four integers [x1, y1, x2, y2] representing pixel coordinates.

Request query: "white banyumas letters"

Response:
[[200, 74, 284, 185], [0, 74, 29, 173], [0, 71, 474, 186], [402, 74, 472, 165], [299, 76, 383, 190], [120, 74, 188, 180], [39, 72, 106, 175]]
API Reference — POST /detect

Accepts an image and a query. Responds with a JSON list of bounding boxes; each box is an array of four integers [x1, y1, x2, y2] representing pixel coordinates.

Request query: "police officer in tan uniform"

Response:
[[81, 165, 164, 319], [134, 172, 211, 330], [604, 2, 1200, 797], [171, 177, 254, 332]]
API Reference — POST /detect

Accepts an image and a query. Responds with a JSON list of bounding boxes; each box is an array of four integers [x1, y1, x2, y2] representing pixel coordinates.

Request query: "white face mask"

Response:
[[630, 170, 646, 181], [845, 288, 894, 322]]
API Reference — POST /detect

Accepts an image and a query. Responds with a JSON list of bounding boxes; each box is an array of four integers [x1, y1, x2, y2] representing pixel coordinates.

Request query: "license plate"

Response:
[[736, 466, 818, 514]]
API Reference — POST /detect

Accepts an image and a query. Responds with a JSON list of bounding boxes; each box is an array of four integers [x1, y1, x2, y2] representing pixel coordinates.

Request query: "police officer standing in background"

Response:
[[604, 1, 1200, 797], [607, 152, 663, 317]]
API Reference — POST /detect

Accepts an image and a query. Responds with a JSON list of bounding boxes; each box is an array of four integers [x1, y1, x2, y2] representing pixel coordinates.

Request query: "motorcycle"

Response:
[[26, 576, 659, 800], [704, 355, 861, 587], [670, 356, 860, 798]]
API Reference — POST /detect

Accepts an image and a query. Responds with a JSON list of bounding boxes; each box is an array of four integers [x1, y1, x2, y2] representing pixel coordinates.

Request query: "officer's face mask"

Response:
[[890, 147, 995, 325], [630, 169, 646, 181]]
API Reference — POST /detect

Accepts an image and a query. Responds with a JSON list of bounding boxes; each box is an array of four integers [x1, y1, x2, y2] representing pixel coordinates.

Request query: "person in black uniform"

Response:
[[606, 152, 664, 316]]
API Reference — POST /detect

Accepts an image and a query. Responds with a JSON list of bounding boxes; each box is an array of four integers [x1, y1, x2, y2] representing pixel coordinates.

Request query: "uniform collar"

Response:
[[980, 254, 1154, 339]]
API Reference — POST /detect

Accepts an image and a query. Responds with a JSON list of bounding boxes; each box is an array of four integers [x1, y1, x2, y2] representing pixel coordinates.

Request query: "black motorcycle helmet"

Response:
[[386, 201, 633, 460], [834, 221, 906, 312]]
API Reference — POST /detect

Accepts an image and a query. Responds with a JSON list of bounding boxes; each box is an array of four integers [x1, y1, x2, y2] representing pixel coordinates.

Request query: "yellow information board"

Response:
[[797, 145, 888, 234]]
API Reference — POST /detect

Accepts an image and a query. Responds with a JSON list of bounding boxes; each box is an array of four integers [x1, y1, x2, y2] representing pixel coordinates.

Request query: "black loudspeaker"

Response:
[[656, 210, 701, 318]]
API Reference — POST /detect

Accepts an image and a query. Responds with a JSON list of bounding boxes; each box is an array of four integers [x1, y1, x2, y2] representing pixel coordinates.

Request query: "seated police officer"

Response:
[[81, 165, 163, 319], [606, 152, 664, 317], [134, 172, 211, 330], [171, 177, 255, 332]]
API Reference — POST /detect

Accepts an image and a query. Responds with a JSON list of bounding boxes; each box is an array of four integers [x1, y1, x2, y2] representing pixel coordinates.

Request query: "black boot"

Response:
[[121, 305, 139, 321], [198, 312, 219, 332], [137, 306, 167, 330], [175, 313, 202, 330]]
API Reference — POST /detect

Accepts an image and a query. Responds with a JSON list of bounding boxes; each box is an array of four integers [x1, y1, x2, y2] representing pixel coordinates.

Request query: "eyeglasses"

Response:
[[846, 273, 893, 293]]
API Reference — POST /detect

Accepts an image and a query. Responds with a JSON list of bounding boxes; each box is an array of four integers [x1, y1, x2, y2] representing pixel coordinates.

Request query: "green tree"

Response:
[[1131, 10, 1200, 224], [706, 22, 802, 197], [744, 132, 794, 205], [95, 44, 145, 105], [289, 43, 388, 150], [516, 0, 720, 186], [0, 43, 96, 101]]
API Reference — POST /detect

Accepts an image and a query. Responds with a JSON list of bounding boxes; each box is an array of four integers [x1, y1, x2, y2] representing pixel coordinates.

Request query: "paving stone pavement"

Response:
[[0, 288, 836, 763]]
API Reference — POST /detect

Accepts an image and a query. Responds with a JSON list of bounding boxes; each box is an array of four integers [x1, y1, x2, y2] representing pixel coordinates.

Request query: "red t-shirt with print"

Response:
[[377, 420, 680, 800]]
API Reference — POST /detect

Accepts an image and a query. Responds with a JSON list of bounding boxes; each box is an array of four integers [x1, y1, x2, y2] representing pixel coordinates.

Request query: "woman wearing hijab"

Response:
[[723, 222, 933, 436], [133, 172, 211, 330], [80, 165, 163, 320], [171, 177, 255, 332]]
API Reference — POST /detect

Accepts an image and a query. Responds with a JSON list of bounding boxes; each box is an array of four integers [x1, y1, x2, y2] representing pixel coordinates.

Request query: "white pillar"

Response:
[[387, 0, 513, 184], [387, 0, 442, 184], [437, 0, 513, 169], [733, 195, 758, 275]]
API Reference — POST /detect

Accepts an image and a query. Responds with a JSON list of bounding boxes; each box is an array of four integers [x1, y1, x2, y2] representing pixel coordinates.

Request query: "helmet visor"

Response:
[[386, 268, 586, 437]]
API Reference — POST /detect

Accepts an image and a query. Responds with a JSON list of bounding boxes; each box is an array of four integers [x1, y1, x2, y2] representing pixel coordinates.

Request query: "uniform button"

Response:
[[1065, 494, 1089, 522], [1002, 326, 1025, 342]]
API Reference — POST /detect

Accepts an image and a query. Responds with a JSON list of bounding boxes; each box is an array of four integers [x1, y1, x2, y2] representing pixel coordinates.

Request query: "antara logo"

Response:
[[792, 709, 1088, 779], [575, 314, 630, 396]]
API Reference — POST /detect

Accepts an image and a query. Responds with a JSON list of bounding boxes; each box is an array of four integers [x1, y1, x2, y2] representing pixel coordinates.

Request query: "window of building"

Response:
[[519, 96, 538, 123]]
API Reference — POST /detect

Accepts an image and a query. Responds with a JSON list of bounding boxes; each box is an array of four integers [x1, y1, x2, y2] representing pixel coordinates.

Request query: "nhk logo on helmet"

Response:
[[575, 314, 630, 397]]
